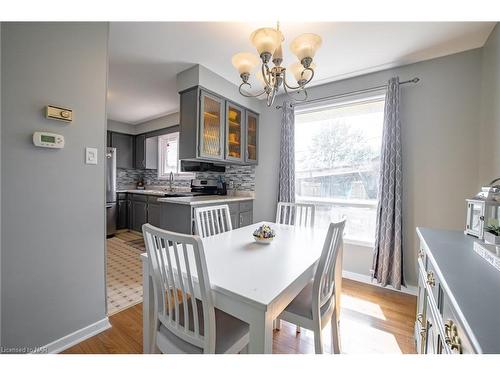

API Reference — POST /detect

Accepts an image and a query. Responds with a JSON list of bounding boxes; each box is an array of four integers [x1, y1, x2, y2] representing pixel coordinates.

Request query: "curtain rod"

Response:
[[276, 77, 420, 109]]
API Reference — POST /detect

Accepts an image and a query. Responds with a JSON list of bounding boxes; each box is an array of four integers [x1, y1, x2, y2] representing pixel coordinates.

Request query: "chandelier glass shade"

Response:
[[232, 24, 322, 107]]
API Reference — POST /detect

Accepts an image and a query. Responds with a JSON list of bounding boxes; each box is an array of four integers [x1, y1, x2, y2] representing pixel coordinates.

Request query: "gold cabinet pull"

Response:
[[420, 326, 427, 338], [444, 320, 462, 354], [426, 271, 436, 287], [416, 313, 424, 325]]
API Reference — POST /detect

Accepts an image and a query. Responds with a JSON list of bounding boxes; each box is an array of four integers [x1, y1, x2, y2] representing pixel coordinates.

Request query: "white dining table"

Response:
[[141, 221, 337, 354]]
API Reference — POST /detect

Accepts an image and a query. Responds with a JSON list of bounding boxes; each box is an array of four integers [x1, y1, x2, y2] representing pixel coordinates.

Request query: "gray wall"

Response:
[[255, 49, 483, 286], [134, 112, 179, 134], [479, 24, 500, 183], [1, 23, 109, 349], [107, 119, 136, 134], [108, 113, 179, 135], [177, 64, 261, 113]]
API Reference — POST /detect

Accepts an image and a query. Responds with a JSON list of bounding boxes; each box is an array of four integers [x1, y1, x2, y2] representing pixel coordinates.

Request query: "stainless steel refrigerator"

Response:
[[106, 147, 117, 237]]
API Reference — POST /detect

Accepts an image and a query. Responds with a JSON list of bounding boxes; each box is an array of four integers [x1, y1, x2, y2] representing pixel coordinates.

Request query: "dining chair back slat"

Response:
[[313, 220, 346, 313], [276, 202, 315, 228], [194, 205, 233, 238], [142, 223, 216, 353]]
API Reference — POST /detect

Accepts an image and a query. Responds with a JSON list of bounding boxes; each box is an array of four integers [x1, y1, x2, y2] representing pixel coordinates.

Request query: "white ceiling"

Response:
[[108, 22, 495, 124]]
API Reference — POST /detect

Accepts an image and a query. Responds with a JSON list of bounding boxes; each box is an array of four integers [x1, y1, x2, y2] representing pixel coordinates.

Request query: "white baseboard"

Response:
[[33, 317, 111, 354], [343, 270, 417, 296]]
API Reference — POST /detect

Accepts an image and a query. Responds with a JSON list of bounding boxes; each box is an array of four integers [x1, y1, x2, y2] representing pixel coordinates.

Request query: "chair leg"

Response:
[[331, 311, 341, 354], [296, 325, 301, 334], [313, 325, 323, 354]]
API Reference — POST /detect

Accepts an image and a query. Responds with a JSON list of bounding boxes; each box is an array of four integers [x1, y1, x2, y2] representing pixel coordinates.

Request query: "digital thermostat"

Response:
[[33, 131, 65, 149]]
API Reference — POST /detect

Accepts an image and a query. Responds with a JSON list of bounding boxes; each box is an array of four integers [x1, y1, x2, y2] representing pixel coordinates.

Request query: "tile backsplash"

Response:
[[117, 164, 255, 191]]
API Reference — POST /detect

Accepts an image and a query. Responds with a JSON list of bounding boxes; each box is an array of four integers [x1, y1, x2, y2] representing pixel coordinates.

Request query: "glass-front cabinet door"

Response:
[[199, 91, 224, 160], [245, 111, 258, 164], [225, 102, 244, 162]]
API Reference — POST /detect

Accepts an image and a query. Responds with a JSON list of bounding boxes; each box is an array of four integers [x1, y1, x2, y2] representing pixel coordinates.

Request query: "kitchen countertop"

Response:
[[157, 195, 254, 206], [116, 189, 254, 204], [116, 189, 176, 197]]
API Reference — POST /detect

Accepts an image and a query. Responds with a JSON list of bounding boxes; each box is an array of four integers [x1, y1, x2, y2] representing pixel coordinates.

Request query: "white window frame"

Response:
[[157, 132, 195, 180], [294, 90, 386, 248]]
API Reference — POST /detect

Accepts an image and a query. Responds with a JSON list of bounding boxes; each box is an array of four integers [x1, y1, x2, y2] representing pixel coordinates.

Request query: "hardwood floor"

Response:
[[63, 278, 417, 354]]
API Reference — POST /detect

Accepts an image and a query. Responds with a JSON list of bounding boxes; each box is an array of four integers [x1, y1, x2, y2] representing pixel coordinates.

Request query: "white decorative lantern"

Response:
[[465, 178, 500, 239]]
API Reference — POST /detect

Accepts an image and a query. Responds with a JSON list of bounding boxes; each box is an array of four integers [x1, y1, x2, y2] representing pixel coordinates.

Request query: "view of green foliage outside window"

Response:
[[295, 95, 385, 245]]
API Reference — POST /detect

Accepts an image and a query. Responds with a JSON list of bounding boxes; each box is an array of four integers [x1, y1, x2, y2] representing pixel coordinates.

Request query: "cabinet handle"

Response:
[[420, 327, 427, 339], [416, 313, 424, 326], [426, 271, 436, 287], [418, 249, 425, 259], [444, 320, 462, 354]]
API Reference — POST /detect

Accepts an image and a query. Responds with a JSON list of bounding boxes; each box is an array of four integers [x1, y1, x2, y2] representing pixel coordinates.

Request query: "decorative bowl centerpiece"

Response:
[[253, 224, 276, 244]]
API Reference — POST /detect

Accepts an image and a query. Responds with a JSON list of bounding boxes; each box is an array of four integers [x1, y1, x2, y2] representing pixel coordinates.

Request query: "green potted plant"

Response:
[[484, 220, 500, 245]]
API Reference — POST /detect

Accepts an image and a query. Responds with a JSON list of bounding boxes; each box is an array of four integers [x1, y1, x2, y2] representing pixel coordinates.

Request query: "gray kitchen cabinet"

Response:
[[159, 199, 253, 235], [230, 213, 238, 230], [245, 110, 258, 164], [110, 132, 134, 169], [199, 90, 225, 160], [127, 199, 133, 229], [117, 199, 128, 230], [225, 102, 245, 163], [135, 134, 146, 169], [127, 194, 163, 231], [145, 136, 158, 169], [239, 210, 253, 228], [179, 86, 259, 165], [131, 197, 148, 232], [147, 202, 161, 227]]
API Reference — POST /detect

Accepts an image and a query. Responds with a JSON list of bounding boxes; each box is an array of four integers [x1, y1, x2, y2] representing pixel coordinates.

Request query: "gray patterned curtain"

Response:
[[371, 77, 405, 289], [278, 101, 295, 203]]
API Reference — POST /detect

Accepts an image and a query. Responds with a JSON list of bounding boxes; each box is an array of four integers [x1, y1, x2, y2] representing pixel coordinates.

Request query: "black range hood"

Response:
[[180, 160, 226, 172]]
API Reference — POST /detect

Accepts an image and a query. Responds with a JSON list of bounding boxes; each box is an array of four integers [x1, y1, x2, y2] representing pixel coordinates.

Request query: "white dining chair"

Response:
[[275, 201, 316, 333], [276, 202, 315, 227], [194, 204, 233, 238], [142, 223, 249, 354], [277, 219, 346, 354]]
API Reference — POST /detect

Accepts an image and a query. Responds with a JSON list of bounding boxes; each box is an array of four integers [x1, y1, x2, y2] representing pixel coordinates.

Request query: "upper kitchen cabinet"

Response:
[[134, 134, 146, 169], [109, 131, 134, 169], [225, 102, 244, 163], [179, 87, 223, 161], [179, 86, 259, 165], [199, 91, 225, 160], [245, 110, 258, 164], [145, 136, 158, 169]]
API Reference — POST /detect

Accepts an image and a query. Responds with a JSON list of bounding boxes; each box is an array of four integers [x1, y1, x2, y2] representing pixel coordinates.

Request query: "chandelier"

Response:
[[232, 24, 322, 107]]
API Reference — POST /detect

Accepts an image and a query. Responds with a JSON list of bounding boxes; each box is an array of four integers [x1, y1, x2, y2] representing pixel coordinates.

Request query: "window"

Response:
[[294, 93, 385, 246], [157, 132, 193, 179]]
